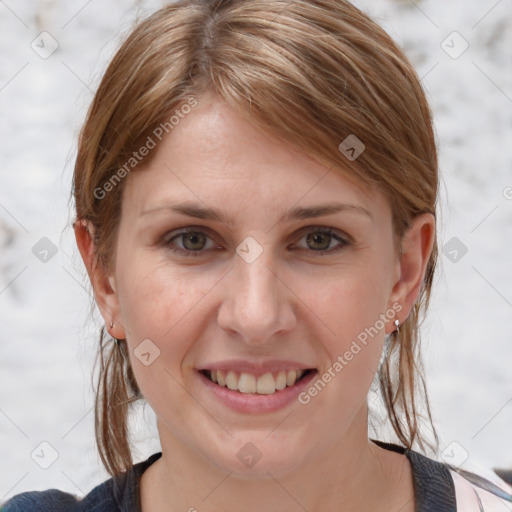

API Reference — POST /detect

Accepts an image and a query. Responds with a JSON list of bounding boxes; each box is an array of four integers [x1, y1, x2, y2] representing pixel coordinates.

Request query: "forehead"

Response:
[[122, 94, 387, 221]]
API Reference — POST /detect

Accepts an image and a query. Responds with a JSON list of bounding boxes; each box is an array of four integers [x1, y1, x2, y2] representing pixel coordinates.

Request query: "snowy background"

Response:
[[1, 0, 511, 502]]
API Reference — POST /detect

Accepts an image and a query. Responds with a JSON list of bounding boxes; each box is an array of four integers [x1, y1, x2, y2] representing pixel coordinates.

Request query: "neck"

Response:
[[140, 405, 414, 512]]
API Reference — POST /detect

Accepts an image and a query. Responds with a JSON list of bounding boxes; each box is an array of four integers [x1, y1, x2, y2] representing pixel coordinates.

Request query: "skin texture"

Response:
[[75, 91, 435, 512]]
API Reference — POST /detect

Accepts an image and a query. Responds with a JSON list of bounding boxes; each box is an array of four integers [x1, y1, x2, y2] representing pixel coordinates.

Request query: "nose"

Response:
[[217, 245, 297, 344]]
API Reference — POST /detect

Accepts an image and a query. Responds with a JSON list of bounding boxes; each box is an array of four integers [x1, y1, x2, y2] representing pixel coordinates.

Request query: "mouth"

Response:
[[198, 368, 316, 395]]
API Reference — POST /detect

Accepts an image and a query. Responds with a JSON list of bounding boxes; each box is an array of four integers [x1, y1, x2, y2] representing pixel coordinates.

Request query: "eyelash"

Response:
[[162, 226, 351, 257]]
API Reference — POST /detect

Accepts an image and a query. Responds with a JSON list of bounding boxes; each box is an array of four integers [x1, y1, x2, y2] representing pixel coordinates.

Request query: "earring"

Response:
[[394, 319, 400, 333], [108, 320, 121, 347]]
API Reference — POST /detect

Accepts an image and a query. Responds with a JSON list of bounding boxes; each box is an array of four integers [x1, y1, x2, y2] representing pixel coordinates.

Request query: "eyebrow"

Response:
[[140, 201, 372, 225]]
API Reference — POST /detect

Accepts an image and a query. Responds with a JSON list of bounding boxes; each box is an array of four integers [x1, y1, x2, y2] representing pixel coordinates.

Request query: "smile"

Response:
[[196, 366, 319, 413], [200, 368, 314, 395]]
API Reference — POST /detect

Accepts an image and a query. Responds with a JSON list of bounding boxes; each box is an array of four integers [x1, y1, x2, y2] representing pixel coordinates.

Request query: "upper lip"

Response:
[[198, 360, 316, 377]]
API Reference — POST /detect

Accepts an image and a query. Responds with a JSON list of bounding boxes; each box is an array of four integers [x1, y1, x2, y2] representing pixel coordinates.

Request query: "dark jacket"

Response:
[[1, 441, 510, 511]]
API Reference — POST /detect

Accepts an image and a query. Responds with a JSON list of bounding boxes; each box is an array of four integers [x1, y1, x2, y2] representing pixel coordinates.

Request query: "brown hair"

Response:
[[72, 0, 439, 477]]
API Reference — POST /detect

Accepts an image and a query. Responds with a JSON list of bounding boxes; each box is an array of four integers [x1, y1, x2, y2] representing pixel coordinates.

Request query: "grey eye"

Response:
[[179, 232, 208, 251], [305, 231, 333, 251]]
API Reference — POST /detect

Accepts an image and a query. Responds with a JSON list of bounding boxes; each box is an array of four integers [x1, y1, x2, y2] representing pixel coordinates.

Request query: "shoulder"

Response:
[[397, 441, 512, 512], [1, 475, 119, 512], [450, 468, 512, 511], [1, 489, 81, 511], [1, 452, 163, 512]]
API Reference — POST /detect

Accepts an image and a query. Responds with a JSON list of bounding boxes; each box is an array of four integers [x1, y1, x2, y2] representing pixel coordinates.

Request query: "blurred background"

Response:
[[1, 0, 511, 501]]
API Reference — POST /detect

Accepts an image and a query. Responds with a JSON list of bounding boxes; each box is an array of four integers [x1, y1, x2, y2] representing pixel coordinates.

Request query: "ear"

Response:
[[385, 213, 435, 333], [73, 219, 126, 339]]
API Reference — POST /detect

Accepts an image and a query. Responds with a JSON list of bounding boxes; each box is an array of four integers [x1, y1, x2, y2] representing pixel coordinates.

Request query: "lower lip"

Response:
[[197, 370, 318, 414]]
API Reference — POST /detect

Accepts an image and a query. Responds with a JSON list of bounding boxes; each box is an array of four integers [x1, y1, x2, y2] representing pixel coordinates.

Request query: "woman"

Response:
[[2, 0, 511, 510]]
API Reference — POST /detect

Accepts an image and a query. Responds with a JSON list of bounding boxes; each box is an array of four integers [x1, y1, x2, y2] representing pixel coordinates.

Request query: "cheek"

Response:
[[116, 253, 211, 335], [115, 254, 216, 379], [115, 256, 218, 404], [302, 260, 393, 397], [307, 263, 392, 344]]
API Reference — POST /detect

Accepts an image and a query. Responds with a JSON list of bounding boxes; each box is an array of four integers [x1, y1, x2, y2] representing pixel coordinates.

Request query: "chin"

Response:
[[208, 431, 309, 479]]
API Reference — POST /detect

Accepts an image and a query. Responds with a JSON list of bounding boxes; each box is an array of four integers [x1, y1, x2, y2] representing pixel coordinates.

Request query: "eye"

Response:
[[163, 228, 219, 257], [292, 226, 351, 255], [162, 225, 350, 257]]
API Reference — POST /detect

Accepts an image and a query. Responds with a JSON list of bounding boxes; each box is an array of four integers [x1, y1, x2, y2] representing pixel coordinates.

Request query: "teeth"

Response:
[[238, 372, 257, 393], [256, 373, 275, 394], [207, 369, 308, 394], [225, 371, 238, 390], [286, 369, 297, 386], [275, 370, 287, 390]]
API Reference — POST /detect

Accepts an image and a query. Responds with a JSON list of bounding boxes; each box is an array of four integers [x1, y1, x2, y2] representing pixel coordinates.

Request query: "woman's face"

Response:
[[96, 92, 427, 477]]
